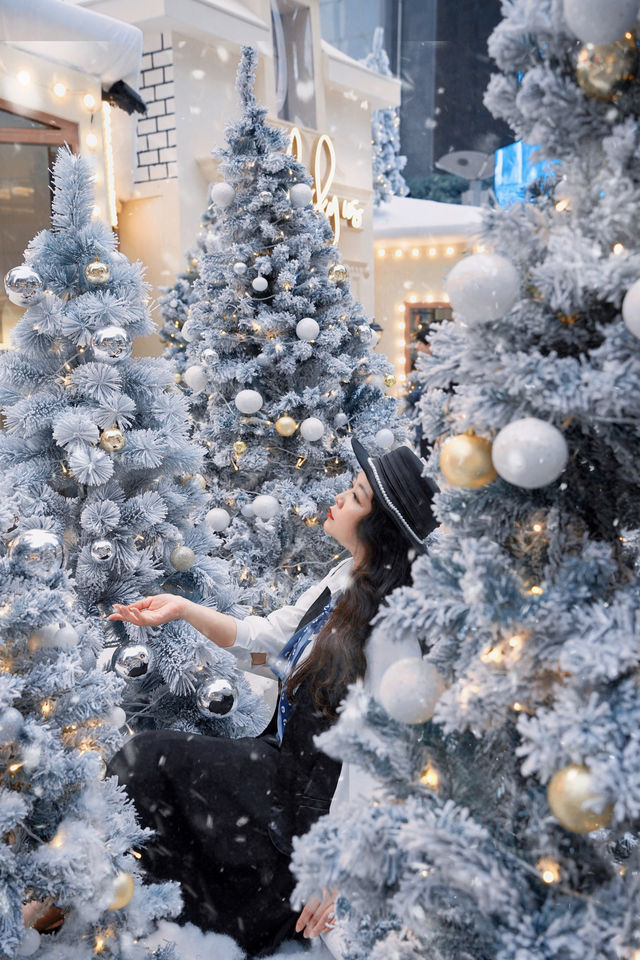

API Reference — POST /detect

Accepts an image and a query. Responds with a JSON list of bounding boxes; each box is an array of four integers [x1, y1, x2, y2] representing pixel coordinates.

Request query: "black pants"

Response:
[[108, 730, 306, 957]]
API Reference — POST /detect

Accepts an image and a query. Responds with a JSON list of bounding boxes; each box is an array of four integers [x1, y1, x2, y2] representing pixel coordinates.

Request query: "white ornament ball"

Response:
[[170, 544, 196, 571], [251, 276, 269, 293], [30, 622, 79, 651], [210, 181, 236, 209], [241, 503, 255, 518], [233, 261, 248, 276], [206, 507, 231, 532], [375, 428, 395, 450], [181, 318, 198, 342], [563, 0, 638, 44], [622, 278, 640, 337], [252, 494, 279, 520], [0, 707, 24, 743], [492, 417, 569, 489], [290, 183, 313, 208], [235, 389, 263, 414], [296, 317, 320, 341], [4, 264, 44, 307], [334, 412, 349, 428], [110, 706, 127, 728], [17, 929, 40, 957], [445, 253, 520, 324], [378, 658, 446, 724], [184, 364, 208, 392], [300, 417, 325, 442]]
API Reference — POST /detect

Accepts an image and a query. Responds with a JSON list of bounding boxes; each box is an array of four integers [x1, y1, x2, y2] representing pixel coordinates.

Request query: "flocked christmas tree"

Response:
[[181, 46, 403, 610], [361, 27, 408, 207], [0, 508, 182, 960], [0, 148, 266, 737], [291, 1, 640, 957], [157, 197, 221, 375]]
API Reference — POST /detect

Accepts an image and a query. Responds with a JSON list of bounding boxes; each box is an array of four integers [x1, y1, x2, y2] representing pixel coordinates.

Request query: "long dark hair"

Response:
[[286, 496, 414, 718]]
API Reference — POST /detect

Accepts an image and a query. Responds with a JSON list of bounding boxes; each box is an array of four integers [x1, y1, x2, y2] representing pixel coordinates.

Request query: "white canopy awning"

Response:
[[0, 0, 143, 87], [374, 195, 484, 241]]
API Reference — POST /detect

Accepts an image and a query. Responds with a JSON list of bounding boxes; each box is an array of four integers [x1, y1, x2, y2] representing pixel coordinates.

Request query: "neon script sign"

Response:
[[287, 126, 363, 245]]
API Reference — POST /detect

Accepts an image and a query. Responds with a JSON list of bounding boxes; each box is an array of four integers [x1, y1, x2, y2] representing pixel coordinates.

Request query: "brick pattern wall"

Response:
[[135, 32, 177, 183]]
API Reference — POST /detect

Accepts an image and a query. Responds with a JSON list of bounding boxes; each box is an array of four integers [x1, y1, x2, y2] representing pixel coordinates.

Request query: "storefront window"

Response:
[[406, 302, 451, 373], [0, 102, 77, 346], [271, 0, 317, 129]]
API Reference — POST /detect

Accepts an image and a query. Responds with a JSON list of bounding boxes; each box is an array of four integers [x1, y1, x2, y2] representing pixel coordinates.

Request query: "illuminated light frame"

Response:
[[101, 102, 118, 228]]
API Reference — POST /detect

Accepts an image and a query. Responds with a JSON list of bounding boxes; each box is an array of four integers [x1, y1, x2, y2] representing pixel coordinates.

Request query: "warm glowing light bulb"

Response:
[[419, 764, 439, 789], [53, 82, 67, 97], [537, 858, 560, 884], [396, 303, 405, 313], [394, 249, 404, 258], [445, 246, 455, 256], [426, 293, 434, 303], [529, 585, 543, 596], [17, 70, 30, 85], [428, 247, 437, 257], [378, 248, 386, 258], [86, 132, 99, 149], [83, 92, 97, 110], [512, 702, 524, 712], [411, 247, 420, 257], [555, 199, 569, 212], [613, 242, 625, 255]]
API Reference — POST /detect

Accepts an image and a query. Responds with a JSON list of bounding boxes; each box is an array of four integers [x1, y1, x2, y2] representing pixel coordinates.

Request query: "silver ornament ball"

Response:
[[170, 544, 196, 570], [233, 261, 248, 276], [91, 325, 132, 363], [100, 427, 126, 453], [4, 265, 44, 307], [196, 675, 238, 718], [201, 348, 219, 364], [258, 190, 273, 204], [9, 529, 64, 582], [90, 538, 115, 563], [113, 642, 154, 681]]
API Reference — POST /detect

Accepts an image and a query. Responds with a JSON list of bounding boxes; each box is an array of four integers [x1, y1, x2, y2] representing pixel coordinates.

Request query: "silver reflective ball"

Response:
[[201, 348, 219, 364], [91, 325, 132, 363], [196, 675, 238, 718], [90, 538, 115, 563], [170, 544, 195, 571], [4, 265, 44, 306], [113, 642, 154, 681], [9, 529, 64, 582]]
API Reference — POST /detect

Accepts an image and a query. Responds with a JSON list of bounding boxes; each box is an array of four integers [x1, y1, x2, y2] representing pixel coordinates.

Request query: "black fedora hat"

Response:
[[351, 437, 439, 553]]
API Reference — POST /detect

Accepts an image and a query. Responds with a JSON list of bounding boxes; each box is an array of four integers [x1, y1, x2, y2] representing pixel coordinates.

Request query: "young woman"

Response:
[[107, 438, 438, 957]]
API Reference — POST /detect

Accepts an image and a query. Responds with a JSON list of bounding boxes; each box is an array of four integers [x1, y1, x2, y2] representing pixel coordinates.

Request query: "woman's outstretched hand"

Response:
[[295, 888, 337, 938], [108, 594, 187, 627]]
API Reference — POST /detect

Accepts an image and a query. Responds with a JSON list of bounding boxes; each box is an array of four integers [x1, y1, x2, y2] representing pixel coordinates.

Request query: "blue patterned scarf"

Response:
[[272, 593, 339, 743]]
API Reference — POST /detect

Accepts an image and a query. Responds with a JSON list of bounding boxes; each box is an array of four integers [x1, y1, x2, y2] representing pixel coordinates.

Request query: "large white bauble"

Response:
[[334, 412, 349, 428], [296, 317, 320, 341], [492, 417, 569, 489], [375, 428, 395, 449], [252, 494, 279, 520], [378, 658, 446, 724], [251, 276, 269, 293], [181, 318, 198, 342], [110, 706, 127, 728], [563, 0, 638, 44], [233, 261, 247, 276], [16, 929, 40, 957], [210, 181, 236, 208], [183, 364, 208, 391], [445, 253, 520, 323], [290, 182, 313, 208], [206, 507, 231, 532], [622, 278, 640, 337], [300, 417, 325, 441], [235, 389, 263, 414], [241, 503, 255, 518]]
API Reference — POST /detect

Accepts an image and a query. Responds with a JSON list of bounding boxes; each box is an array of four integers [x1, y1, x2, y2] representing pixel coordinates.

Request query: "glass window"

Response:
[[407, 303, 451, 373], [0, 102, 77, 348], [271, 0, 317, 129]]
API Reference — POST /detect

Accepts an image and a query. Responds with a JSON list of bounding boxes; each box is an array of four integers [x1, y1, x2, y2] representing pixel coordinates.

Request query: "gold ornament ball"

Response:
[[108, 871, 135, 910], [99, 427, 126, 453], [439, 433, 497, 489], [328, 263, 348, 284], [575, 33, 638, 101], [275, 416, 298, 437], [384, 374, 396, 387], [547, 764, 613, 834], [193, 473, 206, 489], [233, 440, 248, 455], [84, 259, 110, 286], [174, 372, 182, 384]]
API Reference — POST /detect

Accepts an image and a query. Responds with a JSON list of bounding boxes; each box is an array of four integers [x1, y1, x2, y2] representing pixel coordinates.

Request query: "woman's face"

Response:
[[323, 470, 374, 559]]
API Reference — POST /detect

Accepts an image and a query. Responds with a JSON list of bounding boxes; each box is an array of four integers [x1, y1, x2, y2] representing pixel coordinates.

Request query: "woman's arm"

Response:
[[109, 595, 237, 648]]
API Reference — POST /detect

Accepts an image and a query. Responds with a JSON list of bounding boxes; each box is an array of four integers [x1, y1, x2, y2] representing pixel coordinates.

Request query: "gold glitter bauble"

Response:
[[384, 374, 396, 387], [328, 263, 348, 284], [84, 259, 110, 285], [99, 427, 126, 453], [439, 433, 497, 489], [233, 440, 248, 455], [575, 32, 638, 101], [275, 416, 298, 437], [108, 871, 135, 910], [547, 764, 613, 834]]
